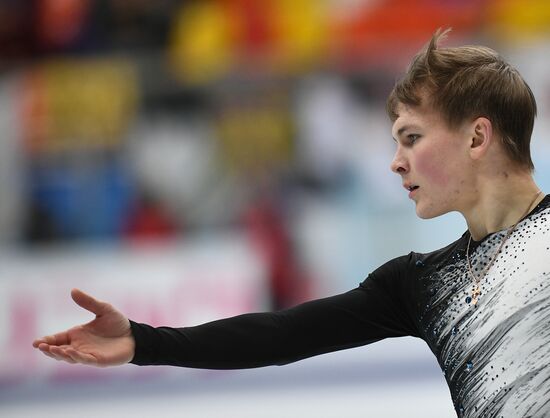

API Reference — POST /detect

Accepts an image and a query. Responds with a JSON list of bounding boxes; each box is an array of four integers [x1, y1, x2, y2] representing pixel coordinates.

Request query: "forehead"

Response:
[[391, 102, 445, 137]]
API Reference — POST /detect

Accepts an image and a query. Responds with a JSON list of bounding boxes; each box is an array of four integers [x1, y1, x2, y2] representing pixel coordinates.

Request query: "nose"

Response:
[[390, 147, 408, 174]]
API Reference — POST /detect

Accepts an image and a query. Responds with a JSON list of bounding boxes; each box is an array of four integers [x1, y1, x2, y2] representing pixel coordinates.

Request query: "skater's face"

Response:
[[390, 100, 474, 219]]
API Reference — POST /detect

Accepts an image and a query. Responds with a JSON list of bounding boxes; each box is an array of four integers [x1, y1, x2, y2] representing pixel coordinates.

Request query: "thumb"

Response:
[[71, 288, 110, 316]]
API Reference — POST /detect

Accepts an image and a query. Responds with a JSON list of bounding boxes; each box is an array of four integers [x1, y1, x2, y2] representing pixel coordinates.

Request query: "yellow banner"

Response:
[[21, 59, 138, 154]]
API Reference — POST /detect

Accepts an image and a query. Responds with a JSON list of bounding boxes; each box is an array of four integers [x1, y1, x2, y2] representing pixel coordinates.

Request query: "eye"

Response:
[[407, 134, 420, 144]]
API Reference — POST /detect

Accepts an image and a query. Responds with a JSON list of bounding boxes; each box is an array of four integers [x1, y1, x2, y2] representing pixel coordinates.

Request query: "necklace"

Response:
[[465, 191, 542, 306]]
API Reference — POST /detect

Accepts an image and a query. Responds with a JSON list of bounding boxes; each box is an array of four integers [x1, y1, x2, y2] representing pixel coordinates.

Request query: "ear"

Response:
[[469, 117, 493, 161]]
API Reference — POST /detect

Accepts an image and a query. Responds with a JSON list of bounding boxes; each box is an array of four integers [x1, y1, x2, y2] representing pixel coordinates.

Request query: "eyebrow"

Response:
[[392, 124, 419, 142]]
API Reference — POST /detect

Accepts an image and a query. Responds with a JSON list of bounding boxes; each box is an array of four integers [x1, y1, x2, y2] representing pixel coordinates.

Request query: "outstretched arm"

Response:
[[129, 279, 417, 369], [32, 289, 135, 367], [33, 254, 417, 369]]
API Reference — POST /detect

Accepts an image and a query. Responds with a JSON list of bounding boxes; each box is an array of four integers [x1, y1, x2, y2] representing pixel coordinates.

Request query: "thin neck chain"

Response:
[[465, 191, 542, 305]]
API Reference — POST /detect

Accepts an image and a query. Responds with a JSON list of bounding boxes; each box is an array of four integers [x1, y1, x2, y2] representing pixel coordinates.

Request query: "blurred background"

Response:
[[1, 0, 550, 417]]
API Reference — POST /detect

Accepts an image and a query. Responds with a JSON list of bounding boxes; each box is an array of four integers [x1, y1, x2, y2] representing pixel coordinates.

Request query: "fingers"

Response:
[[37, 344, 76, 364], [33, 289, 107, 349], [37, 344, 98, 366], [71, 288, 109, 316], [32, 338, 43, 348], [32, 332, 70, 348], [41, 346, 72, 363]]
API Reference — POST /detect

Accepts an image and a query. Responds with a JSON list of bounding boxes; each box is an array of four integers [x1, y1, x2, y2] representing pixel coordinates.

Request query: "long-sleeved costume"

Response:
[[130, 195, 550, 417]]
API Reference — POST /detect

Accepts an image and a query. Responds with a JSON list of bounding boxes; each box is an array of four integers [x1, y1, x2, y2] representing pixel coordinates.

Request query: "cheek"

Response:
[[415, 149, 450, 187]]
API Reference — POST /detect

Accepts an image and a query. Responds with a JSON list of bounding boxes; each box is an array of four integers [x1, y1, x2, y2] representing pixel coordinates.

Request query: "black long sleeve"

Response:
[[129, 253, 420, 369]]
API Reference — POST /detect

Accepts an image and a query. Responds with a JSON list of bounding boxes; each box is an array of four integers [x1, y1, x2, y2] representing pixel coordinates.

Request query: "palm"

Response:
[[33, 289, 135, 367], [63, 312, 133, 365]]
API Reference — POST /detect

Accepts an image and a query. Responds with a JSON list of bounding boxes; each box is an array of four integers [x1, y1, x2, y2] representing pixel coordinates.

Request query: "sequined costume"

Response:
[[130, 195, 550, 417]]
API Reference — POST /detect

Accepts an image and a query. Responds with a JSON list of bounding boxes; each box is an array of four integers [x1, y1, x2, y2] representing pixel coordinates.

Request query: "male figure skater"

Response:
[[33, 29, 550, 417]]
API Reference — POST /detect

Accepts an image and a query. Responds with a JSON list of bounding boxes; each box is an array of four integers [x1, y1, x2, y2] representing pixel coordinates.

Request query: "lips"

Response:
[[404, 184, 419, 199]]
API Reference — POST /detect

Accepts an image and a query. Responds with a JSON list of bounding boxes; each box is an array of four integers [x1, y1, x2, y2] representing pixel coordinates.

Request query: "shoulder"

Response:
[[365, 233, 467, 286]]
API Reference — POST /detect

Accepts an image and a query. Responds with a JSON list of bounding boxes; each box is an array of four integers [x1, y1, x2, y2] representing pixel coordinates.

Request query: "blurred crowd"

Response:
[[1, 0, 550, 307]]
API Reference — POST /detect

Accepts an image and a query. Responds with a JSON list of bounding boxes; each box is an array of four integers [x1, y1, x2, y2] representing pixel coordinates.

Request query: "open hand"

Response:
[[32, 289, 135, 367]]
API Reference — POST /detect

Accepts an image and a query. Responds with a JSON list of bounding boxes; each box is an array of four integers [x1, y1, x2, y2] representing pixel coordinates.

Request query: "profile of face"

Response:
[[390, 100, 475, 219]]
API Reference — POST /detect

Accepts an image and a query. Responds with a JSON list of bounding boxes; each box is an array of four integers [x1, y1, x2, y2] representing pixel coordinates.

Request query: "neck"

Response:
[[462, 172, 543, 241]]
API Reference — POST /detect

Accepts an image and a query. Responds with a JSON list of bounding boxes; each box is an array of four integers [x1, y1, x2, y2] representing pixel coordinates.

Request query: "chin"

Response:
[[415, 203, 446, 219]]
